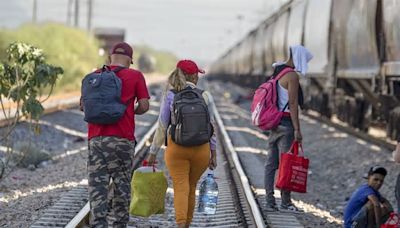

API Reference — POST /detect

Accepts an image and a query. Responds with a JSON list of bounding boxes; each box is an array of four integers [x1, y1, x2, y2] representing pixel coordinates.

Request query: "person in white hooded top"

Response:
[[264, 45, 313, 212]]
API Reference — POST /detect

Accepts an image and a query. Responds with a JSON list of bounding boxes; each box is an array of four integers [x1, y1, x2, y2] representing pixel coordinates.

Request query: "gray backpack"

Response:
[[169, 87, 214, 146], [81, 66, 127, 124]]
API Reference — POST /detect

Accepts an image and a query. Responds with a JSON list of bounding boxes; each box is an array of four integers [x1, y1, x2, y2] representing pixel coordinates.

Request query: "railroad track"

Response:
[[207, 79, 400, 227], [29, 122, 158, 228], [24, 78, 307, 228], [29, 93, 273, 227], [203, 81, 304, 228]]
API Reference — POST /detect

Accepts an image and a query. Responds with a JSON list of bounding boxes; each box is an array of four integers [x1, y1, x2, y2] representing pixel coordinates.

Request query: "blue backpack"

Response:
[[81, 66, 127, 124]]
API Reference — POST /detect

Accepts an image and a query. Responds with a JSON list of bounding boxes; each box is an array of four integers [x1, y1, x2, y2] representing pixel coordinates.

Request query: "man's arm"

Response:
[[367, 195, 382, 228], [135, 98, 149, 115]]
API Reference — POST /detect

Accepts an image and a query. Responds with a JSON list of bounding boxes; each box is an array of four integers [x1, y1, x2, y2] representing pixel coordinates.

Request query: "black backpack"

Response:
[[81, 66, 127, 124], [169, 87, 213, 146]]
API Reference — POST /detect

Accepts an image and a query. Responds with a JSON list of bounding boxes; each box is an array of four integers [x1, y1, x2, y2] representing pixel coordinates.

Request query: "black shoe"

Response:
[[265, 203, 279, 212], [280, 203, 302, 213]]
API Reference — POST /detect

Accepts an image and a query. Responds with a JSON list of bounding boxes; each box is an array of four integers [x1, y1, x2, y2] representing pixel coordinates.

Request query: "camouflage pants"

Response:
[[88, 136, 135, 228]]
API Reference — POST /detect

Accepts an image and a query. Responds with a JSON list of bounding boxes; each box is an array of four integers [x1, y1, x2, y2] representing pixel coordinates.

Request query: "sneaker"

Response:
[[280, 203, 302, 213], [264, 203, 279, 212]]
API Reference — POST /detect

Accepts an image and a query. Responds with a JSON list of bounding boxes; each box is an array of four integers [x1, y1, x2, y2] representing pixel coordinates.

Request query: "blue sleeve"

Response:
[[362, 186, 379, 200]]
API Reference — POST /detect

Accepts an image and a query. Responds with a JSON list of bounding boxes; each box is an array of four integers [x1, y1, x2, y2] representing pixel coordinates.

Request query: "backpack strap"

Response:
[[101, 65, 126, 73], [176, 87, 203, 99], [276, 67, 304, 110], [274, 67, 295, 81], [108, 66, 132, 106], [112, 66, 126, 73], [275, 67, 295, 112]]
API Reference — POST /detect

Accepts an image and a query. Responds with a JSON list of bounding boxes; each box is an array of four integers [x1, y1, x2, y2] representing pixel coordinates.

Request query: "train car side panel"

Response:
[[337, 0, 380, 79], [303, 0, 332, 76], [272, 12, 290, 62], [332, 0, 353, 72], [263, 24, 275, 76], [287, 0, 307, 47], [252, 26, 266, 76], [382, 0, 400, 77]]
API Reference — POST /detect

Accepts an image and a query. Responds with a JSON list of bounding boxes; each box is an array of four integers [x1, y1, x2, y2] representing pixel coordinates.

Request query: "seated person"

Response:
[[344, 166, 393, 228]]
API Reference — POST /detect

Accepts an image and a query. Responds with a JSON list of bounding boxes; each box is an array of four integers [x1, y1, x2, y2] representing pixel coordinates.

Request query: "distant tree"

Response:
[[0, 42, 63, 180]]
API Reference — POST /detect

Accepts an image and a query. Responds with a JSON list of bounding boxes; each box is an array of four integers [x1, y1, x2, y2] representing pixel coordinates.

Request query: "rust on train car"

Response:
[[336, 0, 380, 79], [252, 26, 265, 76], [286, 0, 307, 48], [382, 0, 400, 77], [271, 11, 289, 62], [303, 0, 332, 77]]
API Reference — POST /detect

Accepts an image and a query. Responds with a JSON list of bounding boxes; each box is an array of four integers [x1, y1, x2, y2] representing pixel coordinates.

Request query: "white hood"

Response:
[[272, 45, 313, 76], [290, 45, 313, 76]]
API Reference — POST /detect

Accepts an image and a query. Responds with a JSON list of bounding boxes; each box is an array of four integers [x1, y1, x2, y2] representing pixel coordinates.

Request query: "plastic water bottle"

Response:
[[198, 173, 218, 215]]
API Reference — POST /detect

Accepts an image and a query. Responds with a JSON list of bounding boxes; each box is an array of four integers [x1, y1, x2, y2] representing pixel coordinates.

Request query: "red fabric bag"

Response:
[[276, 141, 309, 193], [381, 213, 400, 228]]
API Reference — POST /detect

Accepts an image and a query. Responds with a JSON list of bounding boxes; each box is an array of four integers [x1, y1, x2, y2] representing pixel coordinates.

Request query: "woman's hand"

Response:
[[294, 129, 302, 142], [147, 154, 157, 166], [209, 150, 217, 170]]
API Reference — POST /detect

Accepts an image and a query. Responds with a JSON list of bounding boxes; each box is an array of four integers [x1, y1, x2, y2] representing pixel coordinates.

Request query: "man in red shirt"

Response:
[[86, 42, 150, 228]]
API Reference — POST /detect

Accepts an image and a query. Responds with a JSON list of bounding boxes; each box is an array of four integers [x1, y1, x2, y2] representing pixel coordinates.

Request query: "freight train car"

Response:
[[209, 0, 400, 140]]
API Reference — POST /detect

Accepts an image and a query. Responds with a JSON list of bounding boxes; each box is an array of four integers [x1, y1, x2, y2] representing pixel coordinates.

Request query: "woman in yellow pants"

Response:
[[148, 59, 217, 228]]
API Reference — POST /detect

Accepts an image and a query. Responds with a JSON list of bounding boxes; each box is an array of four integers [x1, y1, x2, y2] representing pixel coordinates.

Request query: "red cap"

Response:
[[110, 42, 133, 62], [176, 59, 205, 75]]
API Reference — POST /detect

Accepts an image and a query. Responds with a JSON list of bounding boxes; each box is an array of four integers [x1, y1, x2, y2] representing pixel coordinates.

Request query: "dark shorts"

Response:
[[351, 206, 368, 228]]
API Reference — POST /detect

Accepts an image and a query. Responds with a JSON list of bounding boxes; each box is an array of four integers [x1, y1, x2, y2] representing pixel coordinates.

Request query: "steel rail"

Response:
[[211, 99, 266, 228]]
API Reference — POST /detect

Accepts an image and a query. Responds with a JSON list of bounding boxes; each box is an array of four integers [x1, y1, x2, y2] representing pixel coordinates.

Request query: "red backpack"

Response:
[[251, 67, 294, 130]]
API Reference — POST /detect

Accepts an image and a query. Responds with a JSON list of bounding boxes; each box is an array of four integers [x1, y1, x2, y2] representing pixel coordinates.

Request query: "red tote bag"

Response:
[[381, 213, 400, 228], [276, 141, 309, 193]]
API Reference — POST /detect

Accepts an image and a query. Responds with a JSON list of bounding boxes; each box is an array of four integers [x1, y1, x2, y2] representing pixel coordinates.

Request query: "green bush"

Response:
[[0, 42, 63, 120], [0, 23, 104, 93]]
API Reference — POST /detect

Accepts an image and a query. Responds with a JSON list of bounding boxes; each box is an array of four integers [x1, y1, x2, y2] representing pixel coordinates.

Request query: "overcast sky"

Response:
[[0, 0, 288, 66]]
